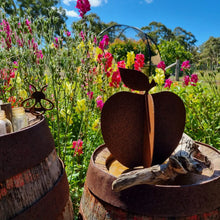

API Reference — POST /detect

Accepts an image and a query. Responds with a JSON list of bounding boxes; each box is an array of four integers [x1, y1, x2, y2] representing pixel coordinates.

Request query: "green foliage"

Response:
[[158, 40, 192, 70]]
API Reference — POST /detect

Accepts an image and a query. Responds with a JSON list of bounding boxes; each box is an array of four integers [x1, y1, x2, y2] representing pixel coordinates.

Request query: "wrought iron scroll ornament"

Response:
[[21, 84, 54, 116]]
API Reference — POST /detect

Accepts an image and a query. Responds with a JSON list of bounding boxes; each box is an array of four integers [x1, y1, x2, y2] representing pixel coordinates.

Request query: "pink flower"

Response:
[[93, 36, 97, 44], [66, 31, 71, 37], [99, 35, 109, 51], [87, 91, 94, 99], [76, 0, 91, 18], [104, 52, 113, 72], [96, 96, 104, 110], [190, 73, 198, 85], [181, 60, 190, 71], [80, 30, 85, 41], [157, 61, 166, 70], [72, 139, 84, 156], [96, 100, 104, 110], [25, 19, 32, 33], [183, 75, 190, 86], [164, 78, 173, 89], [134, 53, 145, 71]]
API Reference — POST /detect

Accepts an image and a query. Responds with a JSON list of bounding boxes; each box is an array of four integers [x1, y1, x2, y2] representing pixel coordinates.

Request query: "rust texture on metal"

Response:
[[85, 144, 220, 217], [0, 116, 55, 182], [21, 84, 54, 116], [13, 165, 71, 220], [101, 67, 186, 168], [80, 182, 220, 220]]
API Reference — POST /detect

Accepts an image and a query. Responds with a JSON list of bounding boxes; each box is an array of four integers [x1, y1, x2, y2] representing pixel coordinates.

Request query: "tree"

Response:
[[199, 37, 220, 70], [0, 0, 67, 34], [72, 13, 117, 36], [141, 21, 174, 44], [173, 27, 197, 52], [158, 40, 192, 66]]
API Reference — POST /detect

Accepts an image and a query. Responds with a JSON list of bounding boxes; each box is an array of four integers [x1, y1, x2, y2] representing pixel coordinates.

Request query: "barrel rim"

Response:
[[85, 143, 220, 216], [0, 115, 55, 181]]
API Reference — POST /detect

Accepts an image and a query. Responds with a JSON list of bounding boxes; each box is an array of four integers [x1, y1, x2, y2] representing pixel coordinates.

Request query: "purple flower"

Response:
[[76, 0, 91, 18]]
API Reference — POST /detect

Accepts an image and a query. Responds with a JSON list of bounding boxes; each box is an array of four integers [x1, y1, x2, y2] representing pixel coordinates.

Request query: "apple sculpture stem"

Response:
[[101, 68, 186, 168]]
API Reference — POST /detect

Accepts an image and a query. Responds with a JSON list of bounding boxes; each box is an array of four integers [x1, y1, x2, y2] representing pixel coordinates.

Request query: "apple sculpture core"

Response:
[[101, 68, 186, 168]]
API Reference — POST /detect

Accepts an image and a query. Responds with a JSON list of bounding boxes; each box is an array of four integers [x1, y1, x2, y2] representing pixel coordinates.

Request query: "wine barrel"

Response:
[[0, 116, 73, 220], [79, 143, 220, 219]]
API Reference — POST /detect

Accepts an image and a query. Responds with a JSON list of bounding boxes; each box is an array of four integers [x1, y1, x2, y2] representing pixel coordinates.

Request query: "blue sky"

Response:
[[58, 0, 220, 46]]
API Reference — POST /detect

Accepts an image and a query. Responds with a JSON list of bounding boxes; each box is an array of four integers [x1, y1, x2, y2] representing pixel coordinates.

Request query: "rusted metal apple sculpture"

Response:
[[101, 68, 186, 168]]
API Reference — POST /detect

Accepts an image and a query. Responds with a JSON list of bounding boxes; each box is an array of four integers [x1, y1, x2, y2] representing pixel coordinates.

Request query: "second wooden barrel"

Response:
[[0, 116, 73, 220], [79, 143, 220, 219]]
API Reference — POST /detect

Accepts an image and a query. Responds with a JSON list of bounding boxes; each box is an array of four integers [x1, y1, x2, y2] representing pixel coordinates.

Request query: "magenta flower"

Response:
[[164, 78, 173, 89], [183, 75, 190, 86], [157, 61, 166, 70], [99, 35, 109, 51], [76, 0, 91, 18], [190, 74, 198, 85], [72, 139, 84, 156], [96, 96, 104, 110], [80, 31, 85, 41], [66, 31, 71, 37], [87, 91, 94, 100], [181, 60, 190, 71], [25, 19, 32, 33]]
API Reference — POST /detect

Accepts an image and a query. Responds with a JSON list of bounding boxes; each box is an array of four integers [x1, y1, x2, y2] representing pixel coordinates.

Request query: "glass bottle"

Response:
[[12, 107, 29, 132], [0, 110, 13, 135]]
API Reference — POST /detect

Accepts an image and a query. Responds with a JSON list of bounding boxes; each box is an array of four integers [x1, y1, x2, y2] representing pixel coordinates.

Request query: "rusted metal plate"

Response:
[[101, 92, 145, 168], [80, 182, 220, 220], [151, 91, 186, 165], [86, 144, 220, 217], [0, 116, 55, 182], [101, 68, 185, 168]]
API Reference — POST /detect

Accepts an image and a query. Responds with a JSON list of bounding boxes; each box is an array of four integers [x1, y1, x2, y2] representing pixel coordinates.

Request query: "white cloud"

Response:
[[63, 0, 74, 6], [88, 0, 108, 7], [65, 9, 79, 17], [145, 0, 153, 3]]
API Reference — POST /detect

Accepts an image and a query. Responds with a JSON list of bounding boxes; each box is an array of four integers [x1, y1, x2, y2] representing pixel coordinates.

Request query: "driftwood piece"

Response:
[[112, 133, 212, 192]]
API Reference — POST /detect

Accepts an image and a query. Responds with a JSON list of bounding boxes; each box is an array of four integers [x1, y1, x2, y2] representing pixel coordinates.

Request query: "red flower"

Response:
[[190, 73, 198, 86], [157, 61, 166, 70], [183, 75, 190, 86], [72, 139, 84, 156], [76, 0, 91, 18], [134, 53, 145, 71]]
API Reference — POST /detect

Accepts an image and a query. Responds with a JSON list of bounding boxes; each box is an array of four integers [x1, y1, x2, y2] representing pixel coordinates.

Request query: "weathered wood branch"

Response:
[[112, 133, 212, 192]]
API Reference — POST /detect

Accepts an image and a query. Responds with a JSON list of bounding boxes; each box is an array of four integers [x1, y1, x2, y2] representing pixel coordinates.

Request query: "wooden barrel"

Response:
[[0, 116, 73, 220], [79, 143, 220, 219]]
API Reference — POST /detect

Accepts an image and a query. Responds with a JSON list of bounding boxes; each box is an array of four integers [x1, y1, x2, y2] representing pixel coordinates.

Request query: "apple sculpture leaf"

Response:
[[101, 68, 186, 168]]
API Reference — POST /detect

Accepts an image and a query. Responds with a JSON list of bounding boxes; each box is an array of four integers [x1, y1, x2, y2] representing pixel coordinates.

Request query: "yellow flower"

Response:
[[19, 89, 28, 99], [92, 119, 100, 131], [126, 51, 135, 68], [75, 99, 86, 114], [44, 73, 48, 84], [154, 68, 165, 85], [17, 76, 21, 84], [60, 109, 73, 124], [95, 47, 103, 60]]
